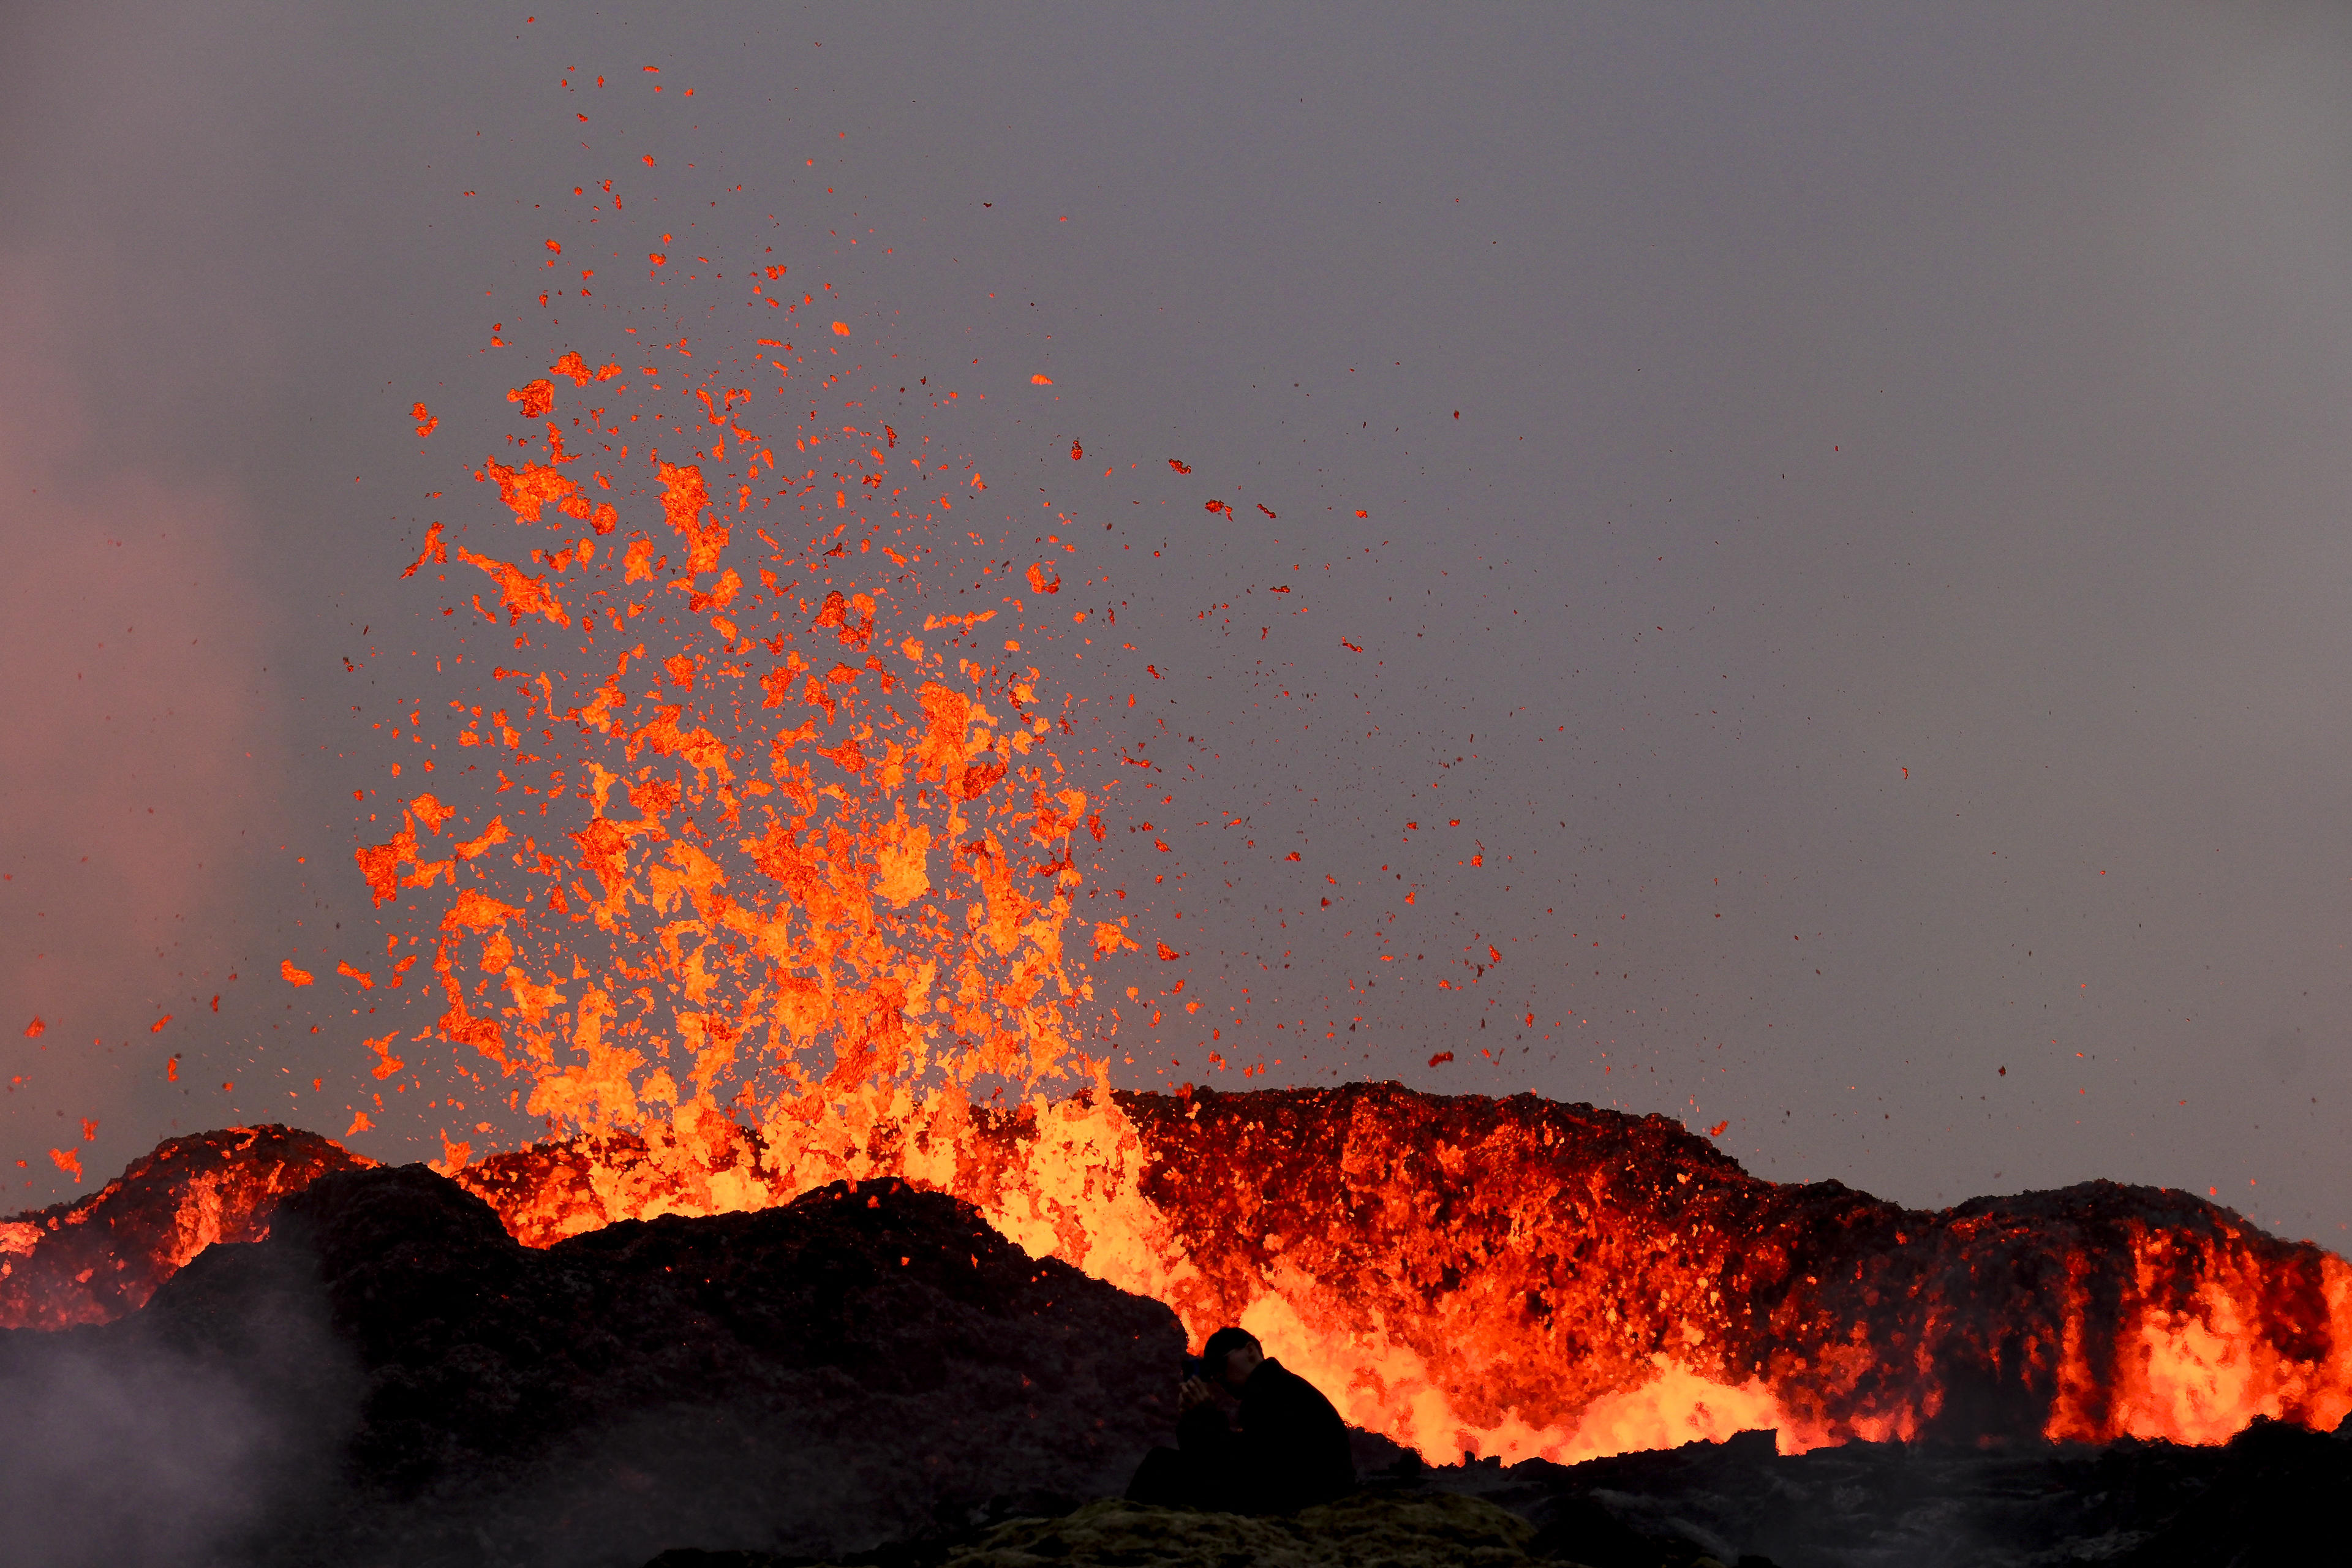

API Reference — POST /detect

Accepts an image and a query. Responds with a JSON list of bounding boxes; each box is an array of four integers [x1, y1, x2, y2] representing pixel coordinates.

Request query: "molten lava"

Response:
[[356, 344, 1116, 1193], [5, 1095, 2347, 1467], [6, 255, 2346, 1485], [333, 322, 2352, 1463], [441, 1088, 2352, 1461]]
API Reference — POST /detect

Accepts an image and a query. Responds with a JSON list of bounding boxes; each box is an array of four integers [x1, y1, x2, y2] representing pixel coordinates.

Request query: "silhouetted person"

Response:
[[1126, 1327, 1354, 1513]]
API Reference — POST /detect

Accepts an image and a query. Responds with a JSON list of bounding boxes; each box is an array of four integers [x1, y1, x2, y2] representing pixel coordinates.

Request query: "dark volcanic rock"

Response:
[[681, 1418, 2345, 1568], [1409, 1417, 2352, 1567], [0, 1211, 362, 1568], [3, 1163, 1183, 1568], [2116, 1414, 2352, 1566], [648, 1492, 1550, 1568], [289, 1164, 1178, 1506]]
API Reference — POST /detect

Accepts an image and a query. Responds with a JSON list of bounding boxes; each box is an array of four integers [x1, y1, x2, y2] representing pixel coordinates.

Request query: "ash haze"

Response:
[[2, 4, 2348, 1246]]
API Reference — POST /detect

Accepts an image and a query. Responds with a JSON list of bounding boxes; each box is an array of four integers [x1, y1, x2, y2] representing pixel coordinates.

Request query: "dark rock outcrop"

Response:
[[641, 1418, 2350, 1568], [2114, 1413, 2352, 1566], [1416, 1416, 2352, 1567], [2, 1163, 1183, 1567]]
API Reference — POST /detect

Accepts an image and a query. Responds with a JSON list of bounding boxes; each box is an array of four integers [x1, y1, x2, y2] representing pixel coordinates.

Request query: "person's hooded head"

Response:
[[1199, 1327, 1264, 1393]]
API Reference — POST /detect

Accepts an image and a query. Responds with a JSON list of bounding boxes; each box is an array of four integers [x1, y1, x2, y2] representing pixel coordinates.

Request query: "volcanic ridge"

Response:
[[0, 1085, 2345, 1567]]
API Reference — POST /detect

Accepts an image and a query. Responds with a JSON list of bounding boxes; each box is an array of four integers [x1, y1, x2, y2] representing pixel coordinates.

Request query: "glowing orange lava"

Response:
[[324, 310, 2352, 1466], [361, 320, 1137, 1264], [5, 254, 2341, 1472]]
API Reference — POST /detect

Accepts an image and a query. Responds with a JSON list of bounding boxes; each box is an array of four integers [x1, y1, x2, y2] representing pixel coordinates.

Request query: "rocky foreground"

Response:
[[652, 1414, 2351, 1567], [0, 1163, 1178, 1568], [0, 1152, 2345, 1566], [3, 1090, 2350, 1566]]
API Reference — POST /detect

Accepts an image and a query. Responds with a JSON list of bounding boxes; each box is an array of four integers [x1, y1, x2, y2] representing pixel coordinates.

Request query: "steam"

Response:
[[0, 349, 277, 992], [0, 1, 303, 1200], [0, 1333, 274, 1566], [0, 1244, 358, 1568]]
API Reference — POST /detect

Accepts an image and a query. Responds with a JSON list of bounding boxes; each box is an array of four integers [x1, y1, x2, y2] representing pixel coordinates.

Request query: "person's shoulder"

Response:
[[1257, 1359, 1339, 1409]]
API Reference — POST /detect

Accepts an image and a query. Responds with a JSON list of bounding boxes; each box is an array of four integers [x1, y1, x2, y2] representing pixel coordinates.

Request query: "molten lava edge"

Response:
[[4, 1085, 2347, 1464]]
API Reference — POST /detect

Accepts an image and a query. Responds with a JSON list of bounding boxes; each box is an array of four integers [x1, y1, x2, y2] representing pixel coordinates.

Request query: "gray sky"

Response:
[[4, 3, 2349, 1246]]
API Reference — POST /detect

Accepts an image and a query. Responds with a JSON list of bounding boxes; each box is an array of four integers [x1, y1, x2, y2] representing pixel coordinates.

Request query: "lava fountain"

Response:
[[6, 296, 2349, 1474]]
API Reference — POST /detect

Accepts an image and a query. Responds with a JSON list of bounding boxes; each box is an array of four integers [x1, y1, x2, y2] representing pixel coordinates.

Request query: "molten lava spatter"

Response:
[[310, 285, 2352, 1472], [358, 317, 1136, 1242], [1115, 1088, 2352, 1459], [9, 222, 2336, 1483]]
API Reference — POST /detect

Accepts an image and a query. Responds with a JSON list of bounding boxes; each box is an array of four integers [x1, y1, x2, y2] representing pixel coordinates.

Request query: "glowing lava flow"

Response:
[[9, 1095, 2344, 1466], [326, 323, 2352, 1467], [6, 314, 2343, 1472], [433, 1086, 2352, 1464]]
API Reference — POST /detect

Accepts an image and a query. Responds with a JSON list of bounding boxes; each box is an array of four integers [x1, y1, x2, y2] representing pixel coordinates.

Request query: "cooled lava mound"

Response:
[[0, 1164, 1180, 1568], [647, 1418, 2352, 1568]]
